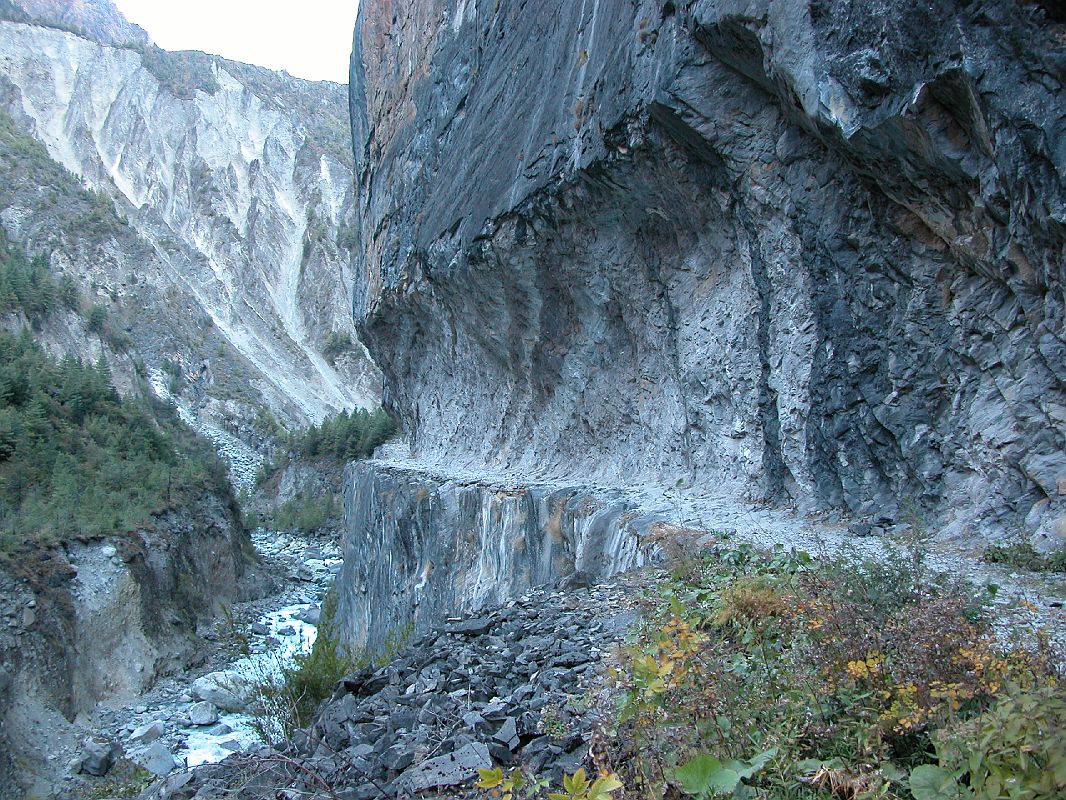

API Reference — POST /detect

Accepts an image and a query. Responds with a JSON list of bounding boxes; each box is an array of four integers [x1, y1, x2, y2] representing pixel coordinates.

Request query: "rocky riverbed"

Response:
[[59, 528, 342, 798], [141, 573, 651, 800]]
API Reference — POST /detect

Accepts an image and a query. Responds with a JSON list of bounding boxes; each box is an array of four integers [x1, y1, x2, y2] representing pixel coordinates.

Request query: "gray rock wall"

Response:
[[335, 462, 660, 650], [350, 0, 1066, 547]]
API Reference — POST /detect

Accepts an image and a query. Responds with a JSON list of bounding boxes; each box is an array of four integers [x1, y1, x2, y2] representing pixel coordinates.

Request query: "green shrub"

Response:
[[87, 304, 107, 333], [983, 540, 1066, 572], [292, 408, 396, 461], [911, 681, 1066, 800], [246, 492, 337, 534], [251, 591, 413, 742], [604, 541, 1062, 800], [322, 331, 353, 365]]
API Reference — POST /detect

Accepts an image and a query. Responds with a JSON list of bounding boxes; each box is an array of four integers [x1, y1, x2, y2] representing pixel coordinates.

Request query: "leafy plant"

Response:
[[601, 542, 1062, 800], [477, 767, 550, 800], [910, 681, 1066, 800], [673, 749, 777, 798], [476, 767, 621, 800], [549, 769, 623, 800], [983, 540, 1066, 572]]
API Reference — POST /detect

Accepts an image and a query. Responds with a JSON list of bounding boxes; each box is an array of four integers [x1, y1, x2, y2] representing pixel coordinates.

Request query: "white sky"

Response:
[[111, 1, 360, 84]]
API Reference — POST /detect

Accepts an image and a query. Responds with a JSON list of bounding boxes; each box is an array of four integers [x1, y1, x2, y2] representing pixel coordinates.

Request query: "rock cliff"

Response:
[[349, 0, 1066, 548], [3, 0, 150, 45], [335, 461, 655, 651]]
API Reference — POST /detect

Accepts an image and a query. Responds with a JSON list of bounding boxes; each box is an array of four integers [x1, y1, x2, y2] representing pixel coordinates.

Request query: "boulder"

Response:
[[399, 742, 493, 791], [134, 741, 177, 776], [78, 739, 117, 777], [191, 671, 253, 712], [188, 701, 219, 726], [130, 720, 166, 744]]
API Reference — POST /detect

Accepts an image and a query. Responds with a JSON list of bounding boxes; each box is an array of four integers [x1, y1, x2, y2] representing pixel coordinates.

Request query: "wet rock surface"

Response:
[[143, 576, 647, 800]]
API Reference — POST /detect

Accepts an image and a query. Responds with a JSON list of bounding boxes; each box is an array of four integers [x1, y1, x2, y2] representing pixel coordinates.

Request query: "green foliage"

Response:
[[550, 769, 623, 800], [74, 188, 129, 240], [674, 749, 777, 799], [910, 681, 1066, 800], [909, 765, 966, 800], [476, 767, 620, 800], [604, 541, 1062, 800], [252, 591, 413, 742], [0, 234, 60, 321], [161, 357, 183, 395], [983, 540, 1066, 572], [0, 232, 131, 350], [0, 109, 128, 249], [254, 405, 286, 441], [292, 408, 396, 461], [277, 591, 351, 731], [245, 491, 337, 534], [0, 329, 231, 555], [251, 408, 396, 489], [322, 330, 353, 365], [87, 303, 108, 333], [477, 767, 550, 800]]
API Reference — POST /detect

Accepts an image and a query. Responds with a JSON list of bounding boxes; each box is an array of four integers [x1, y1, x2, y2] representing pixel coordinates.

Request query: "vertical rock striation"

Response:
[[336, 462, 657, 651], [349, 0, 1066, 547]]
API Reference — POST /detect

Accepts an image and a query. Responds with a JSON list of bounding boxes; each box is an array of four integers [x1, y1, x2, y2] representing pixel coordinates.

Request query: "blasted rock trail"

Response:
[[350, 0, 1066, 549], [144, 576, 646, 800]]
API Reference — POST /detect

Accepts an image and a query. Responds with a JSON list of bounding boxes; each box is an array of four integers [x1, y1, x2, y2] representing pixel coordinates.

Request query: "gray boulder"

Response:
[[191, 671, 253, 713], [399, 742, 493, 792], [78, 739, 117, 777], [134, 741, 177, 776], [130, 720, 166, 744], [188, 701, 218, 726]]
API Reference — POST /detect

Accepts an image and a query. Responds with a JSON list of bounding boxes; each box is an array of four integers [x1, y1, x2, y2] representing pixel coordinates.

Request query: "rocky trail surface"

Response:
[[61, 529, 342, 797], [141, 574, 650, 800]]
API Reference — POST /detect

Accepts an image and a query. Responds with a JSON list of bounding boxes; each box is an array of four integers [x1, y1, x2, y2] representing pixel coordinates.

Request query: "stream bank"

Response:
[[35, 527, 343, 800]]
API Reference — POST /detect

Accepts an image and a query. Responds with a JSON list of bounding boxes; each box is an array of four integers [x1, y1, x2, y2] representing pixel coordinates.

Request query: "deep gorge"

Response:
[[0, 0, 1064, 798]]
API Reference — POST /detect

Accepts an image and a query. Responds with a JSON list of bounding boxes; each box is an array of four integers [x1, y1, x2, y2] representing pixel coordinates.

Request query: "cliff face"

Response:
[[351, 0, 1066, 546], [335, 462, 654, 651], [0, 19, 380, 436]]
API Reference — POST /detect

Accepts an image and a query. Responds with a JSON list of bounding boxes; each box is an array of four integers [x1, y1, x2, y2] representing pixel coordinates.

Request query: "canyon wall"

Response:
[[349, 0, 1066, 549], [335, 461, 658, 651], [0, 18, 380, 435], [0, 496, 261, 799]]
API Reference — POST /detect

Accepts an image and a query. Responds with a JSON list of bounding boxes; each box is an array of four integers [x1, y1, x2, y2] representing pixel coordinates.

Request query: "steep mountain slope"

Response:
[[0, 236, 263, 800], [349, 0, 1065, 549], [0, 17, 379, 458], [2, 0, 150, 44]]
